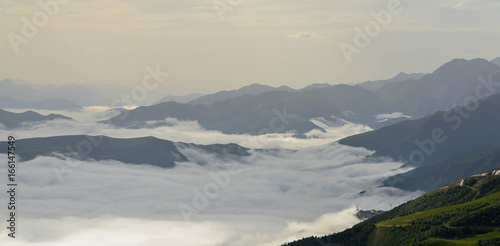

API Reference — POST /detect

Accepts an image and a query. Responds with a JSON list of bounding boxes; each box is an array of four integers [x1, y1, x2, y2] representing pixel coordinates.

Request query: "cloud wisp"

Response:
[[1, 107, 372, 149]]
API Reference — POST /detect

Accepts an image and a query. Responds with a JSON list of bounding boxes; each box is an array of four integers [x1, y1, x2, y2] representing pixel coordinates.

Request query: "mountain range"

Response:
[[375, 58, 500, 118], [339, 91, 500, 191], [0, 79, 192, 109], [4, 57, 498, 116], [358, 72, 427, 91], [4, 56, 500, 245], [0, 135, 250, 168], [0, 96, 82, 111], [154, 93, 205, 105], [0, 79, 111, 107], [188, 83, 295, 106], [101, 58, 500, 136], [0, 109, 71, 129], [386, 147, 500, 191], [102, 84, 388, 135]]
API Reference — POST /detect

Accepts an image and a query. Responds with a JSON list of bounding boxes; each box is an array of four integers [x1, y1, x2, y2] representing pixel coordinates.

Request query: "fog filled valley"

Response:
[[0, 106, 420, 245], [1, 56, 500, 245], [4, 0, 500, 244]]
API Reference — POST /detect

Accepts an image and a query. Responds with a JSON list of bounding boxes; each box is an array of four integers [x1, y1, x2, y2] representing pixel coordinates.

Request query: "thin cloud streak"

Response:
[[0, 107, 372, 149]]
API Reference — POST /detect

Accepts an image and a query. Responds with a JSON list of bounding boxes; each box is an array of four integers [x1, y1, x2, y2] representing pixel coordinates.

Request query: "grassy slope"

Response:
[[372, 191, 500, 245], [282, 169, 500, 246], [378, 192, 500, 227], [369, 174, 500, 246]]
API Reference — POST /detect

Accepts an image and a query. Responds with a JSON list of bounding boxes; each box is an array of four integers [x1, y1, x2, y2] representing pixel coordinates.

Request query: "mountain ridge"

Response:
[[0, 109, 71, 129], [339, 92, 500, 191], [188, 83, 295, 106], [0, 135, 251, 168], [102, 84, 392, 135], [376, 58, 500, 118]]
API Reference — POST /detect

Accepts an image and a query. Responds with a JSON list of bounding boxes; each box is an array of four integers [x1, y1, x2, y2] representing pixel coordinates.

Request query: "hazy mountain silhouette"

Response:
[[300, 83, 331, 91], [188, 83, 295, 106], [103, 58, 500, 135], [154, 93, 205, 105], [0, 96, 82, 111], [340, 92, 500, 166], [386, 147, 500, 191], [359, 72, 427, 91], [340, 91, 500, 191], [491, 57, 500, 67], [103, 84, 390, 135], [0, 135, 250, 168], [102, 101, 207, 127], [0, 79, 110, 107], [0, 109, 71, 129], [377, 58, 500, 118]]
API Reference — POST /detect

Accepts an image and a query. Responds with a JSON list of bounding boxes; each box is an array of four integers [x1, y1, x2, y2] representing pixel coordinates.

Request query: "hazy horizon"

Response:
[[2, 0, 500, 93], [2, 1, 500, 245]]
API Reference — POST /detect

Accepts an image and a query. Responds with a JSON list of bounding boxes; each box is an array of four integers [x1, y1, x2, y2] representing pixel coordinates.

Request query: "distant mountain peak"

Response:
[[393, 72, 409, 79], [277, 85, 295, 91], [238, 83, 294, 92], [359, 72, 427, 92], [434, 58, 492, 74], [0, 109, 71, 129], [491, 57, 500, 67], [242, 83, 271, 88], [300, 83, 331, 91], [188, 83, 295, 106]]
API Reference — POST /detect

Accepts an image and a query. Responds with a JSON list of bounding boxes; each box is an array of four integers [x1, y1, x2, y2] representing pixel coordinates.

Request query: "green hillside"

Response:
[[282, 168, 500, 246]]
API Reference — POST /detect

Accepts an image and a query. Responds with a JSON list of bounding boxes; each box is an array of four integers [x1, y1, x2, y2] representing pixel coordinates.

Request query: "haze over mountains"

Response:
[[102, 84, 387, 135], [2, 57, 500, 190], [340, 82, 500, 191], [358, 72, 427, 91], [340, 91, 500, 165], [0, 109, 71, 129], [154, 93, 205, 105], [2, 56, 500, 246], [0, 79, 110, 107], [0, 96, 83, 111], [187, 84, 295, 106], [101, 58, 500, 136], [97, 56, 500, 194], [3, 57, 499, 117], [0, 79, 197, 110], [376, 58, 500, 118]]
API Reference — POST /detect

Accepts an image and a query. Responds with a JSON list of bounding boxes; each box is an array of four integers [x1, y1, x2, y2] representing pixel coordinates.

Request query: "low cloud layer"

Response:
[[0, 107, 421, 245], [2, 107, 372, 149], [0, 209, 362, 246], [0, 143, 420, 245]]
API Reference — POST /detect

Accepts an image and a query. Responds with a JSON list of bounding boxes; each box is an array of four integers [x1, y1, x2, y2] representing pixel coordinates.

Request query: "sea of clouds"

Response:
[[0, 108, 422, 245]]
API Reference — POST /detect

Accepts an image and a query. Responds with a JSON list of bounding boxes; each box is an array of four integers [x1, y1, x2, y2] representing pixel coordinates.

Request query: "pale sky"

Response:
[[1, 0, 500, 93]]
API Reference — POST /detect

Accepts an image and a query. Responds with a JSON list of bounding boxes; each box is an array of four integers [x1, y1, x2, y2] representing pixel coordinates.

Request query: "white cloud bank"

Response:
[[2, 107, 372, 149], [0, 143, 420, 245], [0, 107, 422, 245]]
